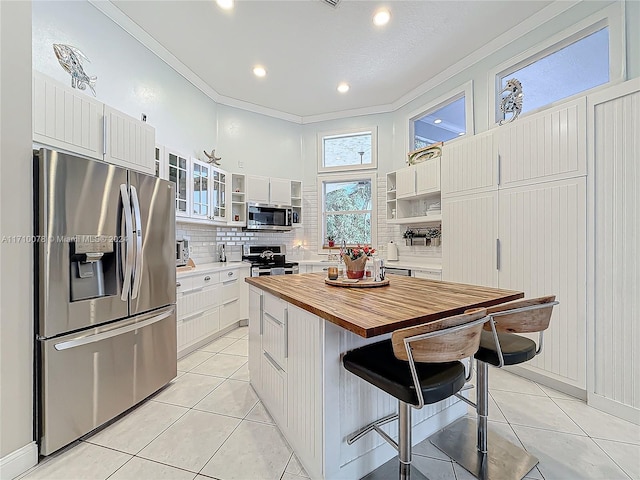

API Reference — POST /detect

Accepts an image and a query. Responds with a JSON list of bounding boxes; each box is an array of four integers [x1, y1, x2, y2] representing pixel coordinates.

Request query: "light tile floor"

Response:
[[19, 325, 640, 480]]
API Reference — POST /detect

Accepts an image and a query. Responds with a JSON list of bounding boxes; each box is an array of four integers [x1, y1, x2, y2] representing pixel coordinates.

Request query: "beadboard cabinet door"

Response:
[[497, 177, 587, 390], [589, 79, 640, 423], [33, 71, 103, 160], [442, 191, 498, 287], [497, 98, 587, 189], [441, 131, 496, 198], [104, 105, 155, 175]]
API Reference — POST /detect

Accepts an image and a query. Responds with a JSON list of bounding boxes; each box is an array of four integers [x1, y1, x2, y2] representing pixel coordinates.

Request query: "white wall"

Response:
[[0, 0, 36, 473], [216, 104, 302, 179]]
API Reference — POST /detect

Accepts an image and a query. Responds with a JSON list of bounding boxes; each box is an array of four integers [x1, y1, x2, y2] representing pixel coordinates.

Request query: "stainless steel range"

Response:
[[242, 245, 299, 276]]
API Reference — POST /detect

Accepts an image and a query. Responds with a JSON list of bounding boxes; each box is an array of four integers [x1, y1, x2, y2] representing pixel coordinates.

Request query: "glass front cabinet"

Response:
[[168, 150, 189, 217]]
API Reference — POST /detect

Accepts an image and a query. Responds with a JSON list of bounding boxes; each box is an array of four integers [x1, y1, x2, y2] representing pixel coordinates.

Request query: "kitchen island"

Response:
[[245, 273, 523, 480]]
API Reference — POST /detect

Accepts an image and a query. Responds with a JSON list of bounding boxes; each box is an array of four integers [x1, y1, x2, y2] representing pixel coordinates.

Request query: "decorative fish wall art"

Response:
[[53, 44, 97, 96], [499, 78, 523, 125]]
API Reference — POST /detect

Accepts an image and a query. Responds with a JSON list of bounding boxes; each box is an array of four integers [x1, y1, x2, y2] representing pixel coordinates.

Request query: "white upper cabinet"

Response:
[[246, 175, 270, 204], [496, 98, 587, 188], [33, 71, 103, 161], [190, 158, 211, 220], [103, 105, 155, 175], [33, 71, 155, 175], [441, 131, 496, 198], [167, 149, 190, 218], [395, 158, 441, 199], [269, 177, 292, 205], [246, 175, 292, 205], [415, 159, 440, 195]]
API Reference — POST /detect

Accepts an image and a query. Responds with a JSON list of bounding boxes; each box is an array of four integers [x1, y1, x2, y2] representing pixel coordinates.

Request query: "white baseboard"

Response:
[[588, 394, 640, 426], [0, 441, 38, 480], [506, 365, 587, 401]]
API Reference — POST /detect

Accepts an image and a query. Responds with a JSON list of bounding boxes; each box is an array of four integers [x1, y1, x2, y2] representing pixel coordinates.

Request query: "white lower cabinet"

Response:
[[250, 290, 323, 479], [177, 266, 248, 358]]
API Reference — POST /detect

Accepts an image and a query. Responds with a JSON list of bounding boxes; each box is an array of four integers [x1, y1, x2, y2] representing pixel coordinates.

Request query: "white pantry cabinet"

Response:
[[588, 79, 640, 423], [33, 71, 155, 174], [442, 98, 588, 392]]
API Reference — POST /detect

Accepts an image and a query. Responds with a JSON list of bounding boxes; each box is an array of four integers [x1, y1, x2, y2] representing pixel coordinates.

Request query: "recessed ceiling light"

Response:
[[373, 9, 391, 26], [434, 119, 442, 124], [216, 0, 234, 10], [337, 82, 350, 93], [253, 66, 267, 78]]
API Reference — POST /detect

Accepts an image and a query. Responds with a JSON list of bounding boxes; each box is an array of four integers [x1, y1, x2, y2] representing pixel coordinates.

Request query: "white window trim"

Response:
[[317, 126, 378, 173], [488, 2, 625, 127], [316, 171, 377, 254], [407, 80, 474, 156]]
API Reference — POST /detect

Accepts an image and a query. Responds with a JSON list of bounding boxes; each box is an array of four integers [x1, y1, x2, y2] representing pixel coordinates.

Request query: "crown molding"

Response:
[[89, 0, 581, 125]]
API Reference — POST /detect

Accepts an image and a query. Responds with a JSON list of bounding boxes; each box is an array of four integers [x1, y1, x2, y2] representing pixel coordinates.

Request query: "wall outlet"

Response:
[[238, 161, 244, 169]]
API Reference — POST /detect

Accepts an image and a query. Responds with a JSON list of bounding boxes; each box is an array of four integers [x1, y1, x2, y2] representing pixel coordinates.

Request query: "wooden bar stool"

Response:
[[342, 309, 488, 480], [430, 296, 558, 480]]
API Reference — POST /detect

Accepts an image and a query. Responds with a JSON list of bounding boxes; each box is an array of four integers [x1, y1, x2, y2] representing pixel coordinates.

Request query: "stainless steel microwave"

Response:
[[246, 204, 292, 231], [176, 239, 189, 266]]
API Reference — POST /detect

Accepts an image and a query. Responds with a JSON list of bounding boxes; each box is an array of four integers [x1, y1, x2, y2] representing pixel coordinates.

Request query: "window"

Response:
[[318, 173, 376, 248], [409, 81, 473, 151], [318, 127, 377, 172], [496, 26, 609, 122]]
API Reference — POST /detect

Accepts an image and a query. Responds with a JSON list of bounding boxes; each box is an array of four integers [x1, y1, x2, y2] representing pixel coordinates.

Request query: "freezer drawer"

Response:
[[39, 306, 176, 456]]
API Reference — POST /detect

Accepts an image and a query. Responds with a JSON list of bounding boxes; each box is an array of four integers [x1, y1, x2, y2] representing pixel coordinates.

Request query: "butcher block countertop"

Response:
[[245, 272, 523, 338]]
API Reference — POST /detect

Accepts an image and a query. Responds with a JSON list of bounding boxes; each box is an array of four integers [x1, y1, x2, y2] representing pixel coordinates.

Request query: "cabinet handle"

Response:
[[228, 271, 234, 277], [284, 307, 288, 359], [204, 276, 211, 281], [259, 294, 264, 335], [496, 238, 501, 271], [103, 116, 107, 155], [176, 282, 181, 287], [263, 351, 284, 372], [497, 153, 501, 186]]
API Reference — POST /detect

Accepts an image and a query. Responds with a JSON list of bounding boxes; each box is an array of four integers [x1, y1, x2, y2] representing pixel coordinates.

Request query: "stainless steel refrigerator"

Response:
[[34, 148, 177, 456]]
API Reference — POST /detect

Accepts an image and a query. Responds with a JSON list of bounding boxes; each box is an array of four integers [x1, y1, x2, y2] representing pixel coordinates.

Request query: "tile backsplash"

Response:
[[176, 221, 304, 264]]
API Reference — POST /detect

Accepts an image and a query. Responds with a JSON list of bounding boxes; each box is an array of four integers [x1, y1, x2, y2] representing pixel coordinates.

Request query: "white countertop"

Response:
[[176, 261, 251, 278]]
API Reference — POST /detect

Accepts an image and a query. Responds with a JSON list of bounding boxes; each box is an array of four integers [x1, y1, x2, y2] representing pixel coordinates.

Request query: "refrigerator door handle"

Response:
[[120, 184, 134, 301], [130, 185, 143, 299], [54, 307, 174, 351]]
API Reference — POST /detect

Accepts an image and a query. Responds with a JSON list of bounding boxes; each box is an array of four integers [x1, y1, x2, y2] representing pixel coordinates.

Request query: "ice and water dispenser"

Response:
[[70, 236, 118, 301]]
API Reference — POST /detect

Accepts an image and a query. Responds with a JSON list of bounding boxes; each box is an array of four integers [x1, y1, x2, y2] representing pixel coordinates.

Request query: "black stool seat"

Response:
[[343, 340, 466, 406], [474, 330, 537, 367]]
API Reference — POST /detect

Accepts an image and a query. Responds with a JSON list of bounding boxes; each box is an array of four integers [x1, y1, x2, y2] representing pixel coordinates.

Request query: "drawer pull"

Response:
[[227, 271, 234, 277], [264, 310, 283, 326], [204, 276, 211, 281], [264, 351, 284, 372], [176, 282, 181, 287]]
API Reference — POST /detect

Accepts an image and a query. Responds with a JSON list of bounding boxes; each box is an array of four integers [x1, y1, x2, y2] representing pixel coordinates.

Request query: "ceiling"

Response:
[[105, 0, 555, 120]]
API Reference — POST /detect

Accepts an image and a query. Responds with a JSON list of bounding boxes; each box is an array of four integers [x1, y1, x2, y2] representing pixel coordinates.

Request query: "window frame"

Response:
[[317, 126, 378, 173], [407, 80, 474, 154], [316, 171, 377, 252], [488, 2, 626, 126]]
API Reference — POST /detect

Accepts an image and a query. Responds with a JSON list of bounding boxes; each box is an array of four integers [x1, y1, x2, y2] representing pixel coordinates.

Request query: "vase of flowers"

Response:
[[341, 244, 376, 279]]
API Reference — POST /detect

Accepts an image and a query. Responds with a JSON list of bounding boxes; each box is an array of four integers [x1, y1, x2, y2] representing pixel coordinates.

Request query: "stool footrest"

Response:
[[346, 413, 398, 446], [430, 417, 539, 480]]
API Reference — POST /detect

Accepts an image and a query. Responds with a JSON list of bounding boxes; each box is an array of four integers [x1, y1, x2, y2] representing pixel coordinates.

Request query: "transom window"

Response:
[[318, 173, 376, 248], [412, 95, 466, 149], [318, 127, 377, 173], [495, 23, 611, 123]]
